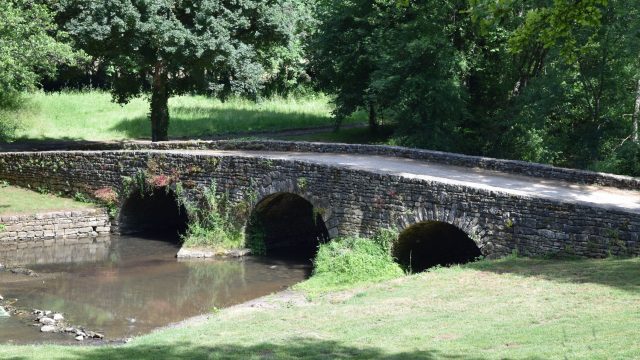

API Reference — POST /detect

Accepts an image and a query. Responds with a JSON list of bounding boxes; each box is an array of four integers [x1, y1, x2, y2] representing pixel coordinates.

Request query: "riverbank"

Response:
[[0, 256, 637, 359], [0, 184, 93, 216]]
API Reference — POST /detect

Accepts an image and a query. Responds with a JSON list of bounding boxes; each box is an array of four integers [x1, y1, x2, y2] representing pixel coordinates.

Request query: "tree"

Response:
[[0, 0, 77, 140], [0, 0, 77, 101], [61, 0, 303, 141], [309, 0, 387, 132]]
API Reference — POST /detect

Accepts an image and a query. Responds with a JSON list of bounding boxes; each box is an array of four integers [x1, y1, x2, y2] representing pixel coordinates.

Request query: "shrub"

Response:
[[94, 187, 118, 204], [298, 236, 404, 292], [181, 183, 244, 250]]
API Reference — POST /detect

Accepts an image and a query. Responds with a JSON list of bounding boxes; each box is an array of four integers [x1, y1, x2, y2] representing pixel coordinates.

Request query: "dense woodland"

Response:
[[1, 0, 639, 175]]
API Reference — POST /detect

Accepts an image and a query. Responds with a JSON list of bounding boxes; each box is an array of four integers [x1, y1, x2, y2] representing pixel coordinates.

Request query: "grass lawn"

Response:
[[7, 91, 365, 142], [0, 257, 637, 359], [0, 184, 92, 215]]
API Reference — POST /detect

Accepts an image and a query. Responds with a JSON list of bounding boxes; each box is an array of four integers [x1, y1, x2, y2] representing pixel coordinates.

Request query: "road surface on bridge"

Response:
[[157, 150, 640, 214]]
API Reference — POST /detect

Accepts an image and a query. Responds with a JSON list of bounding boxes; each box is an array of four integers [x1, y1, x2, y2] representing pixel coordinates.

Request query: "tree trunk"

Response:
[[633, 79, 640, 144], [368, 102, 378, 133], [150, 61, 169, 142]]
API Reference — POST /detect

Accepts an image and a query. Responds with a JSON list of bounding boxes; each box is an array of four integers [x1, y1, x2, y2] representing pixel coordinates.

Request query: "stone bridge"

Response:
[[1, 141, 639, 267]]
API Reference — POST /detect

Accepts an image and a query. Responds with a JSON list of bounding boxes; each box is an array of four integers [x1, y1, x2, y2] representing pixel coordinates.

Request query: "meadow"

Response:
[[6, 91, 365, 142]]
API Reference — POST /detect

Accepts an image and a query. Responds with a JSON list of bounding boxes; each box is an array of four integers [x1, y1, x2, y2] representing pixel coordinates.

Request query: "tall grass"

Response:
[[6, 91, 364, 141]]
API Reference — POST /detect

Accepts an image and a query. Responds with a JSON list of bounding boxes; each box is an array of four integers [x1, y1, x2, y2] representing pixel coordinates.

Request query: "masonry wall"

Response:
[[0, 149, 638, 258], [0, 209, 110, 244], [124, 140, 640, 190]]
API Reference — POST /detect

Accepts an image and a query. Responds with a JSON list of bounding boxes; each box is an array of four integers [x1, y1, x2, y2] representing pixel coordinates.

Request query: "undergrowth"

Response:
[[297, 235, 404, 293], [181, 183, 244, 250]]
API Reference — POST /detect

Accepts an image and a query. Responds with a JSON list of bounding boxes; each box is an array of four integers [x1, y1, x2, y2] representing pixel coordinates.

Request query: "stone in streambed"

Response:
[[39, 317, 55, 325], [40, 325, 56, 332], [226, 248, 251, 257], [75, 335, 84, 341], [53, 313, 64, 321]]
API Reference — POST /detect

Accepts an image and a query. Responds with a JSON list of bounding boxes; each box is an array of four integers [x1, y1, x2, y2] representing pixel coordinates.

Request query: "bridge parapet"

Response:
[[0, 145, 639, 258]]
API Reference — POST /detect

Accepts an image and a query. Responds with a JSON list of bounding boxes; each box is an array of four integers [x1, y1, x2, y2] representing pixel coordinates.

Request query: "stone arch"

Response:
[[394, 205, 489, 253], [251, 178, 336, 237], [118, 187, 189, 240], [393, 220, 482, 272], [245, 190, 330, 260]]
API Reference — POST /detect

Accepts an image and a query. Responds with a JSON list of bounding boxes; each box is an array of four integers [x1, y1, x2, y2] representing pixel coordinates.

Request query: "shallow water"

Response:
[[0, 235, 310, 344]]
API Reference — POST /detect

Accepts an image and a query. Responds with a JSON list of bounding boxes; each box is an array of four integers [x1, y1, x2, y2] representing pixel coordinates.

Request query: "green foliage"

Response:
[[0, 93, 23, 142], [0, 0, 78, 100], [0, 224, 6, 232], [298, 236, 404, 292], [309, 0, 640, 176], [60, 0, 310, 141], [371, 227, 399, 254], [181, 183, 244, 250], [245, 215, 267, 256]]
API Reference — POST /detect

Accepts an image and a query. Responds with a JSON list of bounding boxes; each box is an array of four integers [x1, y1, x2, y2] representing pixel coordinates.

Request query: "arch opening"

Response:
[[119, 187, 189, 241], [246, 192, 329, 260], [393, 221, 481, 272]]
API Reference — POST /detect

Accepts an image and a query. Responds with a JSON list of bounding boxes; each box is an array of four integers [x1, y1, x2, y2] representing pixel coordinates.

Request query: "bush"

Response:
[[181, 183, 244, 250], [298, 236, 404, 292]]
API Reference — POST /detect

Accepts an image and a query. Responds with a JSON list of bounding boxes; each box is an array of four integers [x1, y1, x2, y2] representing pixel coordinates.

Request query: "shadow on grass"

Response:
[[467, 257, 640, 293], [0, 137, 127, 152], [282, 124, 396, 144], [109, 107, 333, 140], [3, 339, 491, 360]]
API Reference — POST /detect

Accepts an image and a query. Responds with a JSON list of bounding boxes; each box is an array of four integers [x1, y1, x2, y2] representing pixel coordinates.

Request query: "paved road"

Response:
[[162, 150, 640, 214]]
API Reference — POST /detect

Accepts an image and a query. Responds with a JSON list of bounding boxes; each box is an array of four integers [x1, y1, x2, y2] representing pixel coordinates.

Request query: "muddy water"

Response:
[[0, 235, 310, 344]]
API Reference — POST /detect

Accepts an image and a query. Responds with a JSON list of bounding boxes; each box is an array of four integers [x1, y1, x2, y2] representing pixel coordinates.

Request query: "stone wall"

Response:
[[0, 209, 111, 254], [121, 140, 640, 190], [0, 149, 638, 259]]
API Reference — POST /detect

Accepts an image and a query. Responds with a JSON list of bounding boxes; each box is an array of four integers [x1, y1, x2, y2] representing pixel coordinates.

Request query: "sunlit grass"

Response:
[[0, 257, 638, 359], [9, 91, 364, 141], [0, 184, 92, 215]]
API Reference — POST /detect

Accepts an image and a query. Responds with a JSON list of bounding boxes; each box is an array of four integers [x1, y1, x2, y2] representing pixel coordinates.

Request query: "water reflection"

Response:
[[0, 238, 111, 267], [0, 235, 310, 344]]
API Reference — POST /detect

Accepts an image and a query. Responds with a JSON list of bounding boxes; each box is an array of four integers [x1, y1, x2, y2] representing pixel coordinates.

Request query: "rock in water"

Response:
[[75, 335, 84, 341], [39, 317, 55, 325], [0, 306, 9, 317], [226, 248, 251, 257], [40, 325, 56, 332], [53, 313, 64, 321]]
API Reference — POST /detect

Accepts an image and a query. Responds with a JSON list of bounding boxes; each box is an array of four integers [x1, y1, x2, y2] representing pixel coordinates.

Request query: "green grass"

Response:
[[0, 184, 93, 215], [0, 257, 638, 359], [6, 91, 365, 141]]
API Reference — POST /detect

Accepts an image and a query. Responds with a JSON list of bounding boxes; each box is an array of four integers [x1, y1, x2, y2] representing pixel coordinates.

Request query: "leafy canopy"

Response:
[[61, 0, 306, 140], [0, 0, 77, 101]]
